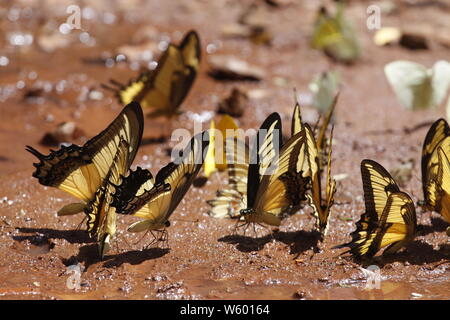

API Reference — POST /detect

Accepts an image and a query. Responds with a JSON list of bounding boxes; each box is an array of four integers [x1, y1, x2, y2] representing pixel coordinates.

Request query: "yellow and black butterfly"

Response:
[[111, 131, 209, 245], [334, 160, 417, 259], [306, 125, 336, 235], [420, 118, 450, 210], [236, 113, 311, 229], [207, 113, 284, 221], [435, 147, 450, 235], [26, 102, 144, 258], [291, 103, 336, 235], [207, 129, 249, 219], [103, 30, 201, 119], [315, 94, 337, 167]]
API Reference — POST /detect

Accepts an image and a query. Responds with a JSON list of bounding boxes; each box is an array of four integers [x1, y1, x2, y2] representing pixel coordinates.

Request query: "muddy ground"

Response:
[[0, 0, 449, 300]]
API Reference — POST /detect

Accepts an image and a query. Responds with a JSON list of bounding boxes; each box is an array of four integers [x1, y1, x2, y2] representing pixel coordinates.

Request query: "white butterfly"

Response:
[[384, 60, 450, 110]]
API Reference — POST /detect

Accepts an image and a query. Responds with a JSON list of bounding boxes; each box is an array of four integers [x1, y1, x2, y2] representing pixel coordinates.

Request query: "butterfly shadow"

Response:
[[417, 218, 449, 236], [378, 240, 450, 266], [14, 227, 91, 244], [218, 228, 322, 254], [61, 244, 101, 271], [273, 230, 322, 256], [218, 234, 273, 252], [102, 248, 170, 268]]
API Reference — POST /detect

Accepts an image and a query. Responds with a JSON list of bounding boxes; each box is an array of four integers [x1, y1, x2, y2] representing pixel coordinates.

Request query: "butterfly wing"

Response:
[[204, 115, 239, 176], [310, 126, 336, 234], [421, 119, 450, 208], [384, 60, 432, 110], [343, 191, 416, 258], [436, 147, 450, 224], [246, 113, 282, 209], [115, 132, 209, 232], [207, 134, 249, 218], [431, 60, 450, 108], [104, 31, 200, 117], [311, 7, 341, 49], [335, 160, 415, 259], [26, 102, 144, 208], [252, 131, 307, 225], [86, 139, 135, 257], [316, 94, 337, 158], [113, 72, 151, 106], [291, 102, 304, 136], [179, 30, 201, 73]]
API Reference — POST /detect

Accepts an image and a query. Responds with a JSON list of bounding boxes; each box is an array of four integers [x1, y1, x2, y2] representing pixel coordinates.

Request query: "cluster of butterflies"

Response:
[[27, 102, 210, 258], [26, 30, 449, 261]]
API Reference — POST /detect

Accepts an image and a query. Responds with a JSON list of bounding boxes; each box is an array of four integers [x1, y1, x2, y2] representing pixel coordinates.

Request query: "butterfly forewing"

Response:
[[254, 131, 306, 216], [246, 113, 282, 208]]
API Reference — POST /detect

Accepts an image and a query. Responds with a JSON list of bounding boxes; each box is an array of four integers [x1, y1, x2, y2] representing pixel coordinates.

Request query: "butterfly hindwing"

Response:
[[207, 134, 249, 218]]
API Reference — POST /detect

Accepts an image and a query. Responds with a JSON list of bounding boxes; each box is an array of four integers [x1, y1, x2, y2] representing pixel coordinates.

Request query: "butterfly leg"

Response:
[[144, 230, 159, 249], [76, 216, 87, 231], [134, 228, 152, 247], [121, 233, 133, 250], [160, 228, 169, 249]]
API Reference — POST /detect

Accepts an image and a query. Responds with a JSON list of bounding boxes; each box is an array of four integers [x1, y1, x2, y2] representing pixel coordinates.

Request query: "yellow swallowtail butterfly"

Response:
[[435, 147, 450, 235], [207, 122, 249, 219], [291, 102, 336, 235], [334, 160, 417, 259], [236, 113, 309, 228], [420, 119, 450, 211], [111, 131, 209, 245], [26, 102, 144, 258], [104, 30, 201, 119]]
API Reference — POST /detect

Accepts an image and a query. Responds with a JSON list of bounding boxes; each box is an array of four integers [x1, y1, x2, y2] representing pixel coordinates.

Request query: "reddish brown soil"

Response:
[[0, 0, 448, 300]]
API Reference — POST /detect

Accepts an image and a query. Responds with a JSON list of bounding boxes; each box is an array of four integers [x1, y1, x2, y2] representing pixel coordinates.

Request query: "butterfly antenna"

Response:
[[293, 87, 299, 104], [108, 78, 125, 88], [172, 218, 198, 223], [100, 83, 116, 92]]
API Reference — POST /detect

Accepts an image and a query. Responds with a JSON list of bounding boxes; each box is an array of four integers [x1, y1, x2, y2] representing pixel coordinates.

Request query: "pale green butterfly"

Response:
[[384, 60, 450, 110], [309, 71, 340, 115]]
